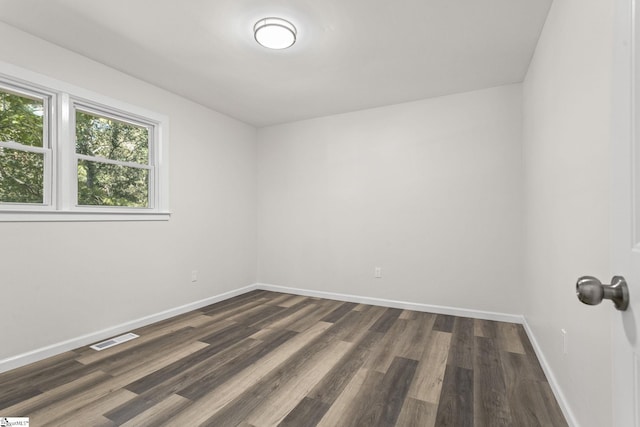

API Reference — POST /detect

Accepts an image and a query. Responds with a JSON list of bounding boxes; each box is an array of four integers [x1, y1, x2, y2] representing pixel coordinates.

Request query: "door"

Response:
[[612, 0, 640, 425]]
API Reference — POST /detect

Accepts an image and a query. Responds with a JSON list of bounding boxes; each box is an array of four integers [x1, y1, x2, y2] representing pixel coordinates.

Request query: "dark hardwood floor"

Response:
[[0, 290, 568, 426]]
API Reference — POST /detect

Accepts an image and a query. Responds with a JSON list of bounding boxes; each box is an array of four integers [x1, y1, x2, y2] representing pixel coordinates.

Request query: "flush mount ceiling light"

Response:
[[254, 17, 297, 50]]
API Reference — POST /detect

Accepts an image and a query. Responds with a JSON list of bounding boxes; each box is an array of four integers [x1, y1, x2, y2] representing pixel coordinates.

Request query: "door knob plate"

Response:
[[609, 276, 630, 311]]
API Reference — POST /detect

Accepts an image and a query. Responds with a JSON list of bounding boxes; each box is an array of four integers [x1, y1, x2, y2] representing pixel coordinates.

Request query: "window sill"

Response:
[[0, 210, 171, 222]]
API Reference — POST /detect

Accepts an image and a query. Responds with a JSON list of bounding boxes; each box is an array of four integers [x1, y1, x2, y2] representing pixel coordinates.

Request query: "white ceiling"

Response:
[[0, 0, 552, 127]]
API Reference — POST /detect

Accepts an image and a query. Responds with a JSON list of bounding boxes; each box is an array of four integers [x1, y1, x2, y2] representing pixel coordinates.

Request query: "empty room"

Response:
[[0, 0, 638, 426]]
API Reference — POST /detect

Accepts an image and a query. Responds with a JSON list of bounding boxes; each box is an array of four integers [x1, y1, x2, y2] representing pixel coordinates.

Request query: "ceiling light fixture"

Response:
[[254, 17, 297, 50]]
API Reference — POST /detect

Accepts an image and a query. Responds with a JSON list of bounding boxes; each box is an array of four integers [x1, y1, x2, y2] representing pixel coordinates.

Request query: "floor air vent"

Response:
[[90, 332, 139, 351]]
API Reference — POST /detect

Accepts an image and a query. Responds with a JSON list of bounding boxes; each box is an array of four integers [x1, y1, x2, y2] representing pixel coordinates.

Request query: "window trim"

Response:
[[71, 100, 157, 211], [0, 80, 54, 210], [0, 61, 170, 222]]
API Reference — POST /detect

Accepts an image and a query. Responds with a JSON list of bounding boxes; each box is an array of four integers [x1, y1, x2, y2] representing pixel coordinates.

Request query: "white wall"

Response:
[[1, 7, 618, 424], [522, 0, 614, 425], [257, 85, 523, 315], [0, 23, 257, 361]]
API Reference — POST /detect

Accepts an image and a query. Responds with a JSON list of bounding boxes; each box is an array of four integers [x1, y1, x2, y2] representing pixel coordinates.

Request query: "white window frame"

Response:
[[0, 81, 55, 210], [71, 100, 158, 211], [0, 62, 170, 222]]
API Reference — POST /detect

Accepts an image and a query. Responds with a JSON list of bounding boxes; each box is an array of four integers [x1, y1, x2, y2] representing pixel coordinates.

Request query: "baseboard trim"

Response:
[[522, 319, 579, 427], [255, 283, 524, 324], [0, 284, 258, 374]]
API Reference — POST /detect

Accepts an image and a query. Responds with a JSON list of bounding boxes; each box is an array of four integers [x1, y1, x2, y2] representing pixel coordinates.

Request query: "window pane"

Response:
[[0, 89, 44, 147], [77, 159, 149, 207], [0, 147, 44, 204], [76, 110, 149, 164]]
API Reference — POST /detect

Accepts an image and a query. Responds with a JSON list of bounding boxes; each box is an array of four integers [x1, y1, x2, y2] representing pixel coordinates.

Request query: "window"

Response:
[[0, 84, 51, 206], [0, 67, 169, 221], [74, 105, 153, 208]]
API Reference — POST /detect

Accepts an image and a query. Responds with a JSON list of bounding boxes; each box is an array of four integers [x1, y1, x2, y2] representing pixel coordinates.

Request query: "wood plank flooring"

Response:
[[0, 290, 568, 426]]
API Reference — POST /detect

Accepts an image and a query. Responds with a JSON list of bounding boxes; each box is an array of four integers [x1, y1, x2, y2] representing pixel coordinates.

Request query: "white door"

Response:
[[611, 0, 640, 425]]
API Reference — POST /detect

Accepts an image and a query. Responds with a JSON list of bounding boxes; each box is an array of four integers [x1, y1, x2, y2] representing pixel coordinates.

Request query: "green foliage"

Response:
[[0, 90, 45, 204], [0, 90, 151, 207], [75, 111, 148, 163], [75, 111, 150, 207], [77, 160, 149, 207]]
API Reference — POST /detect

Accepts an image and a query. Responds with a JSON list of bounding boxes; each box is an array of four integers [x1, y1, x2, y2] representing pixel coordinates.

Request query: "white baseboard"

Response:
[[522, 319, 579, 427], [255, 282, 524, 324], [0, 284, 258, 374]]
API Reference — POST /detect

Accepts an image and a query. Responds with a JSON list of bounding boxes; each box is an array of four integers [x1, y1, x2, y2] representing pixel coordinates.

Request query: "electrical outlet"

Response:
[[191, 270, 198, 283], [374, 267, 382, 278], [561, 329, 568, 355]]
